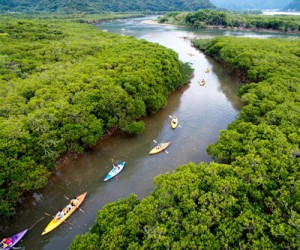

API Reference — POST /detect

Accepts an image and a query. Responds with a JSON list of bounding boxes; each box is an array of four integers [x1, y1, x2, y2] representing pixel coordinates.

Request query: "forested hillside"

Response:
[[0, 0, 215, 13], [284, 0, 300, 11], [210, 0, 291, 10], [158, 9, 300, 32], [0, 16, 192, 216], [70, 37, 300, 249]]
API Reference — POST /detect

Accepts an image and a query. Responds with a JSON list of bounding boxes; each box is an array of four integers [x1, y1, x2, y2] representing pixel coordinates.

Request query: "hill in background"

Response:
[[210, 0, 292, 11], [0, 0, 215, 13], [283, 0, 300, 11]]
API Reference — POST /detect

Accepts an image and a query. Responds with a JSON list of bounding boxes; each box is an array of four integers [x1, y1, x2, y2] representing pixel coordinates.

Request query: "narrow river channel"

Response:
[[2, 16, 296, 250]]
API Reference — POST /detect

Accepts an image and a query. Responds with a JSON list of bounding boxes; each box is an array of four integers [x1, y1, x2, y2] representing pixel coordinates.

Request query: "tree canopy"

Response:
[[0, 0, 215, 13], [71, 36, 300, 249], [0, 15, 192, 216], [157, 9, 300, 32]]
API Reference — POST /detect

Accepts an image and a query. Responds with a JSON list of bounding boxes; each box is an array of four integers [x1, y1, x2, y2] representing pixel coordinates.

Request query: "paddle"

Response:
[[0, 243, 21, 250], [63, 196, 85, 213], [44, 213, 73, 225]]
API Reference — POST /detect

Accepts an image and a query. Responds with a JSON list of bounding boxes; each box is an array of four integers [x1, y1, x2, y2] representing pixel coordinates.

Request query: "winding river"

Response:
[[2, 16, 297, 249]]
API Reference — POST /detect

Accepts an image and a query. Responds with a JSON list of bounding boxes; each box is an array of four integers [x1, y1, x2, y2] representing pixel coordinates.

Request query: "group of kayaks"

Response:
[[3, 161, 126, 246], [149, 115, 178, 155], [198, 68, 210, 87], [1, 191, 88, 248], [1, 116, 180, 248], [41, 162, 126, 235]]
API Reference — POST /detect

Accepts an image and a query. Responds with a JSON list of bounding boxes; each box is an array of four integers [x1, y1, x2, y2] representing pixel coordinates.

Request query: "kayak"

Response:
[[205, 68, 210, 73], [171, 116, 178, 129], [199, 79, 206, 86], [149, 142, 171, 155], [104, 162, 126, 181], [1, 229, 28, 250], [41, 192, 87, 235]]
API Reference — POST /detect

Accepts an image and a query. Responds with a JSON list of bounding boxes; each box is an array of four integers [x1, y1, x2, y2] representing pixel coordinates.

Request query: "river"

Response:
[[2, 16, 296, 249]]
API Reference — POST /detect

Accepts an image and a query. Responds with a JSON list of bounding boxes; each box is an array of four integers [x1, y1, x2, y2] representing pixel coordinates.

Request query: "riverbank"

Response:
[[204, 24, 300, 34], [143, 19, 300, 35], [155, 10, 300, 35]]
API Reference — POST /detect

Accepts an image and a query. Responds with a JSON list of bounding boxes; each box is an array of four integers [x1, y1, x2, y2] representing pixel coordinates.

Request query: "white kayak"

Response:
[[104, 162, 126, 181]]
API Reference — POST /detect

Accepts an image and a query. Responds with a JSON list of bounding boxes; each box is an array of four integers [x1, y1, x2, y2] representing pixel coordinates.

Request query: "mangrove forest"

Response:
[[70, 37, 300, 249], [0, 15, 193, 217], [157, 9, 300, 33]]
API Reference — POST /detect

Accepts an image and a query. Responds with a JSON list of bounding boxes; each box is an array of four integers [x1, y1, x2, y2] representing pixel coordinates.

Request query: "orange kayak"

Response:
[[42, 192, 87, 235], [149, 142, 171, 155]]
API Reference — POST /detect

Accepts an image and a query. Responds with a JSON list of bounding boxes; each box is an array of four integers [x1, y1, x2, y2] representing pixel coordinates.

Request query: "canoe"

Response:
[[171, 116, 178, 129], [41, 192, 87, 235], [1, 229, 28, 250], [104, 162, 126, 181], [149, 142, 171, 155]]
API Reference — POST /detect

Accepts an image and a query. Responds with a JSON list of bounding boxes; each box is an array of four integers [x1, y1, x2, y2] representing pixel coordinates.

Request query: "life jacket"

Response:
[[3, 238, 12, 245]]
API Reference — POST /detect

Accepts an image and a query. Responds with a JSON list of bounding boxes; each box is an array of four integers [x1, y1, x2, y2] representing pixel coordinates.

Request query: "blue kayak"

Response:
[[104, 162, 126, 181]]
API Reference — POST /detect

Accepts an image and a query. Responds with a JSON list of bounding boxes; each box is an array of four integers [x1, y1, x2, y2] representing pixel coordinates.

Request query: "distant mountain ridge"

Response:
[[210, 0, 292, 10], [0, 0, 215, 12], [284, 0, 300, 11]]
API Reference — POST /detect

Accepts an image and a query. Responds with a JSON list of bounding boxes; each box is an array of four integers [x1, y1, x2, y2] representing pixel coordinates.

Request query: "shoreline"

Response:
[[142, 19, 300, 35], [55, 129, 117, 170]]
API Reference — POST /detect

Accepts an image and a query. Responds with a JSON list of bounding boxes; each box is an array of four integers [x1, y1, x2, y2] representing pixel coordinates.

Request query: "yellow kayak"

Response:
[[171, 116, 178, 129], [149, 142, 171, 155], [42, 192, 87, 235]]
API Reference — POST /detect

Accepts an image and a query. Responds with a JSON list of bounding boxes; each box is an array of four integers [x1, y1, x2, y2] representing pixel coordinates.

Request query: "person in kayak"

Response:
[[54, 209, 65, 222], [54, 210, 60, 221], [70, 197, 79, 207], [65, 204, 72, 212], [59, 210, 65, 219], [1, 237, 12, 248], [62, 206, 69, 215]]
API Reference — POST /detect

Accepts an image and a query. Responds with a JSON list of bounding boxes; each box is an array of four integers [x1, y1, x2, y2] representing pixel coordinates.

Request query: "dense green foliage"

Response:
[[0, 0, 215, 13], [284, 0, 300, 11], [70, 37, 300, 249], [0, 16, 192, 216], [210, 0, 290, 11], [158, 9, 300, 32]]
